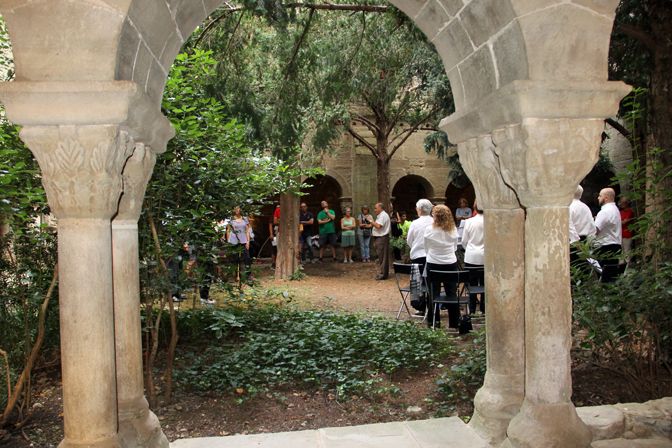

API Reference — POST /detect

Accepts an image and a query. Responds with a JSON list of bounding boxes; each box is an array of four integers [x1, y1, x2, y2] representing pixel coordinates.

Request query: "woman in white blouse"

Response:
[[424, 204, 460, 329]]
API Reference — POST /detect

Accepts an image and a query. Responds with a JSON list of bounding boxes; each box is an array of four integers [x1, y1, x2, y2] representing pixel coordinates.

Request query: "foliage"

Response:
[[572, 263, 672, 399], [173, 301, 453, 399], [435, 329, 486, 414]]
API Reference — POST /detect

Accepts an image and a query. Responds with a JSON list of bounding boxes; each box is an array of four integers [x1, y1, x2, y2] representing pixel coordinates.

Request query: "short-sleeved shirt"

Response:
[[594, 202, 622, 247], [300, 210, 314, 237], [228, 218, 249, 244], [372, 211, 390, 237], [317, 209, 336, 235]]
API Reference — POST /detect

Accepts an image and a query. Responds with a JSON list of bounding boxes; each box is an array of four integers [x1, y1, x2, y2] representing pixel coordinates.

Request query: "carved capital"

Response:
[[20, 125, 134, 220], [492, 118, 604, 207], [115, 143, 157, 222], [457, 136, 519, 210]]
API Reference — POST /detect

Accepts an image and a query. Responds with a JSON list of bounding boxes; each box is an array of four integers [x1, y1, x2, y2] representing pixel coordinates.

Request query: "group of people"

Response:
[[405, 199, 484, 328], [570, 185, 633, 282]]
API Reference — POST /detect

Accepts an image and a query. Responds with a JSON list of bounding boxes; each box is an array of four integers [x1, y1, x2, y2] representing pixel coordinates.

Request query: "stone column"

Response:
[[20, 125, 133, 448], [494, 119, 605, 448], [113, 144, 169, 447], [457, 136, 525, 445]]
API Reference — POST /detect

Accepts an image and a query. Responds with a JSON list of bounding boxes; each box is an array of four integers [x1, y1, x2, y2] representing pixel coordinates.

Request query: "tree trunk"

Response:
[[375, 134, 391, 210], [276, 192, 300, 279], [645, 0, 672, 264]]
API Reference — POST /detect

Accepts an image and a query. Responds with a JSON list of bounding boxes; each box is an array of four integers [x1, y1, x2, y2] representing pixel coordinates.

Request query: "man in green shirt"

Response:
[[317, 200, 337, 261]]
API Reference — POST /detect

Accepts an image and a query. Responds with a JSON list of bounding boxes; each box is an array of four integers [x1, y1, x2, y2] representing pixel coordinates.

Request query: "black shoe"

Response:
[[414, 310, 425, 316], [375, 275, 388, 280]]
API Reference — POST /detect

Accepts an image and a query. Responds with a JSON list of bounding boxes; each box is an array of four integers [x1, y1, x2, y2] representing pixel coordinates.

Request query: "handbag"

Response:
[[360, 214, 372, 237]]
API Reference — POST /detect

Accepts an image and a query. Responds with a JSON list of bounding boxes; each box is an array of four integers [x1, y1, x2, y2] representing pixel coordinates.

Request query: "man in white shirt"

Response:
[[406, 199, 434, 268], [570, 185, 596, 241], [371, 202, 391, 280], [462, 208, 485, 314], [594, 187, 622, 282]]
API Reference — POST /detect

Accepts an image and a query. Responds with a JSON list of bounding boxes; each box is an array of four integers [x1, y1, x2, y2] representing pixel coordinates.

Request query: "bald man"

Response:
[[594, 187, 622, 282]]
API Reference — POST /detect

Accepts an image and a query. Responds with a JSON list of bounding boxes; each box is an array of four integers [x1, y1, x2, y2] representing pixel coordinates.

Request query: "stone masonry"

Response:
[[0, 1, 633, 447]]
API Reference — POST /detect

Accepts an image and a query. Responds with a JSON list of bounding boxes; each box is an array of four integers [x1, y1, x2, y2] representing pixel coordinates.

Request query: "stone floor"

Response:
[[170, 417, 488, 448]]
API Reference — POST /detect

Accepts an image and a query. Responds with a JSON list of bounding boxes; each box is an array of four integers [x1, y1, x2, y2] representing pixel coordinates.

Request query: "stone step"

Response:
[[592, 438, 672, 447], [171, 417, 488, 448]]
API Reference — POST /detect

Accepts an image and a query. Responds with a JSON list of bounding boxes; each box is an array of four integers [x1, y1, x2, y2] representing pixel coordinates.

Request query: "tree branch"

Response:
[[284, 9, 316, 81], [388, 108, 439, 159], [354, 114, 380, 135], [616, 23, 658, 54], [347, 125, 377, 157], [605, 117, 631, 139]]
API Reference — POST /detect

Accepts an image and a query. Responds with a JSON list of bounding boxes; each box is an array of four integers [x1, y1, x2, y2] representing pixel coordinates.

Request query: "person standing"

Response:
[[462, 208, 485, 314], [594, 188, 622, 282], [358, 206, 374, 262], [424, 205, 460, 329], [619, 197, 634, 268], [299, 202, 315, 263], [371, 202, 391, 280], [340, 207, 356, 263], [227, 206, 252, 284], [570, 185, 596, 241], [406, 199, 434, 314], [317, 200, 337, 262]]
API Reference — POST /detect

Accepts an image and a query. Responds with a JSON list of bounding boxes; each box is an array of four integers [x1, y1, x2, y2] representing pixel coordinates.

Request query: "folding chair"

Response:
[[427, 269, 470, 330], [393, 262, 427, 321], [464, 265, 485, 315]]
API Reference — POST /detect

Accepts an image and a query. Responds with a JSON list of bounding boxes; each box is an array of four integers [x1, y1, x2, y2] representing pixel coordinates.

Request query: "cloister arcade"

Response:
[[0, 0, 629, 447]]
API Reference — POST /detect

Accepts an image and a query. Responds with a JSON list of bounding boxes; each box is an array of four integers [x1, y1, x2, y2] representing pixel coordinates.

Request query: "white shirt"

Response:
[[406, 215, 433, 260], [462, 214, 484, 265], [569, 217, 579, 244], [569, 199, 596, 238], [372, 210, 390, 237], [594, 202, 622, 247], [424, 225, 458, 265]]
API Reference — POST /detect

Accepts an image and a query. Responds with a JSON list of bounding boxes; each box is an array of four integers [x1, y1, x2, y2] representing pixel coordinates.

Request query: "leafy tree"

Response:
[[610, 0, 672, 263]]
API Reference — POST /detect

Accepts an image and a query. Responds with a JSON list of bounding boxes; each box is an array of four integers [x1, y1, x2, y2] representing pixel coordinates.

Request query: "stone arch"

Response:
[[0, 1, 632, 448], [445, 180, 476, 213], [391, 174, 434, 217]]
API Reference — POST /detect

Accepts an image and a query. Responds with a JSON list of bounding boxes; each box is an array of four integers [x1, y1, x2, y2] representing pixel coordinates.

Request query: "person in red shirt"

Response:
[[619, 197, 634, 268]]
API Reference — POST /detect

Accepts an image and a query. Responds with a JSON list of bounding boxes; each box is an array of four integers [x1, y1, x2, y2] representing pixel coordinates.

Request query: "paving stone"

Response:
[[405, 417, 488, 448], [576, 405, 625, 441], [171, 430, 320, 448], [320, 421, 419, 448]]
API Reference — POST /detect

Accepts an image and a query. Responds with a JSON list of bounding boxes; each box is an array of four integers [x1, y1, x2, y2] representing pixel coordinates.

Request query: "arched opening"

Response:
[[392, 175, 434, 218], [301, 174, 344, 233]]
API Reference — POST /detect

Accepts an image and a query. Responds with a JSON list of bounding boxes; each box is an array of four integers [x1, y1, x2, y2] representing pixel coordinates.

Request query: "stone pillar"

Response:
[[494, 119, 605, 448], [20, 125, 133, 448], [457, 136, 525, 445], [113, 144, 169, 447]]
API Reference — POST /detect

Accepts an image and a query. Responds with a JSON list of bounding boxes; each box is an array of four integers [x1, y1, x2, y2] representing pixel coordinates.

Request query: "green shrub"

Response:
[[435, 329, 486, 414], [573, 263, 672, 399], [173, 303, 453, 399]]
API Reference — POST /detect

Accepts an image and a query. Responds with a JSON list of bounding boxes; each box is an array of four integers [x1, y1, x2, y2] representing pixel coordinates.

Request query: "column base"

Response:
[[469, 372, 524, 445], [58, 435, 121, 448], [118, 397, 169, 448], [503, 400, 592, 448]]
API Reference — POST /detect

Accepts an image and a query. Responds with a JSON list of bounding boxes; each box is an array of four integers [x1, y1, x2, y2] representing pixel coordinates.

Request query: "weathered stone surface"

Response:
[[460, 0, 517, 47], [491, 22, 528, 87], [509, 0, 561, 16], [433, 18, 474, 72], [175, 0, 209, 40], [414, 0, 452, 40], [116, 18, 141, 80], [576, 405, 625, 441], [616, 401, 672, 440], [459, 45, 498, 107], [572, 0, 620, 17], [519, 4, 613, 81], [127, 0, 174, 58]]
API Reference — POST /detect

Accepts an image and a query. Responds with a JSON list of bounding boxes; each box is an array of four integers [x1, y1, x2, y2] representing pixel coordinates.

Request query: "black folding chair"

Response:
[[393, 262, 427, 321], [464, 265, 485, 315], [427, 269, 470, 330]]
